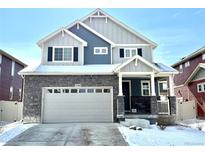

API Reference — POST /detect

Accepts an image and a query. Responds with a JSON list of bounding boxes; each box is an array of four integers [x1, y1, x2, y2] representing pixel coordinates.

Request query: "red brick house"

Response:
[[0, 49, 26, 102], [172, 46, 205, 118]]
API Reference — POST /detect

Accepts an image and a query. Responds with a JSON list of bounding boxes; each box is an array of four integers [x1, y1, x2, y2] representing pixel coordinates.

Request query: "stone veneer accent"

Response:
[[168, 96, 176, 115], [23, 75, 118, 123], [117, 95, 125, 120]]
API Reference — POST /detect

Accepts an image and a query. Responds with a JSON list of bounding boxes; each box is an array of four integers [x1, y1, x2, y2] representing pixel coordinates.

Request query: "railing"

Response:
[[157, 97, 170, 115]]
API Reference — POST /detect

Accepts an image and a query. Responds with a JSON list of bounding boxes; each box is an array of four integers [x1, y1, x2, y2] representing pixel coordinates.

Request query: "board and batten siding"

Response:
[[192, 68, 205, 81], [112, 46, 153, 64], [42, 32, 83, 65], [83, 18, 149, 44], [121, 60, 153, 72]]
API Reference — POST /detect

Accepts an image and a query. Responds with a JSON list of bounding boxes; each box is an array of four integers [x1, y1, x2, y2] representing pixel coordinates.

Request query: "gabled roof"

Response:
[[0, 49, 27, 67], [37, 27, 88, 47], [185, 63, 205, 84], [65, 20, 115, 46], [114, 55, 161, 72], [172, 46, 205, 67], [19, 64, 120, 75], [80, 8, 158, 48]]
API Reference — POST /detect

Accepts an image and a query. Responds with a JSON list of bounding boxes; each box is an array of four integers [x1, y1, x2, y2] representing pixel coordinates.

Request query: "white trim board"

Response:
[[185, 63, 205, 85], [37, 28, 88, 47], [65, 20, 115, 46], [114, 55, 161, 73]]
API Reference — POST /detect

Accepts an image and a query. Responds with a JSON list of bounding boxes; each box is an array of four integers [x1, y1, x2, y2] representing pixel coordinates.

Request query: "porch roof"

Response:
[[19, 64, 120, 75], [114, 55, 178, 75]]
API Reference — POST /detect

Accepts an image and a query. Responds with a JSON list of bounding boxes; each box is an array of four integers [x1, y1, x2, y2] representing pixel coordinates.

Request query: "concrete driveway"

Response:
[[5, 123, 127, 146]]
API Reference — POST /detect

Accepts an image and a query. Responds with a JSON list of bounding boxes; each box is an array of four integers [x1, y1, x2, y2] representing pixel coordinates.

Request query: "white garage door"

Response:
[[42, 87, 113, 123]]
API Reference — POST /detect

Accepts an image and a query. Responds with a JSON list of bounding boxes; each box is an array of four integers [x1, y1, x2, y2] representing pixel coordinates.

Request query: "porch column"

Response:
[[117, 72, 125, 120], [151, 73, 156, 96], [169, 74, 174, 96], [118, 72, 123, 96]]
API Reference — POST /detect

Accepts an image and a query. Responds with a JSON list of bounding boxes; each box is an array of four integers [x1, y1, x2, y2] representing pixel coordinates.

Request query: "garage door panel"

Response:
[[42, 87, 113, 123]]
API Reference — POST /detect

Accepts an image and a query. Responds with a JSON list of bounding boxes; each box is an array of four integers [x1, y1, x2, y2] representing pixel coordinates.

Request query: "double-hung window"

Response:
[[53, 46, 73, 62], [124, 48, 137, 58], [141, 80, 150, 96], [124, 48, 142, 58], [94, 47, 108, 55], [185, 61, 190, 68], [197, 83, 205, 93]]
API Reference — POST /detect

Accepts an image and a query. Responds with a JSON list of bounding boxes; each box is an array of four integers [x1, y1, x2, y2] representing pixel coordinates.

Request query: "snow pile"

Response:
[[120, 119, 150, 128], [177, 119, 205, 132], [0, 121, 36, 146], [119, 125, 205, 146]]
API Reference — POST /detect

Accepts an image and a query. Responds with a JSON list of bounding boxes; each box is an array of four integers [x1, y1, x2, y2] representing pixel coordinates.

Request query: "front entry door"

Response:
[[122, 82, 130, 112]]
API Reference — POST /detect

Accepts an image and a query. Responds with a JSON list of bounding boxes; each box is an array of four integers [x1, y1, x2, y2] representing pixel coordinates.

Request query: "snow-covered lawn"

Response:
[[177, 119, 205, 131], [119, 125, 205, 146], [0, 121, 36, 146]]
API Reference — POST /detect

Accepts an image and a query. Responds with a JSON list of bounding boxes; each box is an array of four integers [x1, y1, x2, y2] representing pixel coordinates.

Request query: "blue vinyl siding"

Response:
[[69, 25, 111, 64], [123, 78, 160, 96]]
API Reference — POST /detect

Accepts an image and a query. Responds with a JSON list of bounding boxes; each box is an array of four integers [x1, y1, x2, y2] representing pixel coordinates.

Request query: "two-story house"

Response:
[[172, 46, 205, 118], [0, 49, 26, 102], [19, 9, 178, 123]]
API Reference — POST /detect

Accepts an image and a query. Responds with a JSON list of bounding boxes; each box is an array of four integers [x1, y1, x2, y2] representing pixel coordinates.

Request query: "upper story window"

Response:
[[197, 82, 205, 93], [124, 48, 137, 58], [179, 64, 183, 73], [120, 48, 142, 58], [9, 86, 13, 100], [185, 61, 190, 68], [202, 53, 205, 60], [11, 61, 15, 76], [94, 47, 108, 55], [53, 46, 73, 62]]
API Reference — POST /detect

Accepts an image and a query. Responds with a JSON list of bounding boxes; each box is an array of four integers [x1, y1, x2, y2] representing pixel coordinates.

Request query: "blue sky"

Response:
[[0, 8, 205, 66]]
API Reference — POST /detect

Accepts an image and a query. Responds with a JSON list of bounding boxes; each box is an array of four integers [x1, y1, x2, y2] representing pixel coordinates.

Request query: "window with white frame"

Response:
[[197, 82, 205, 93], [158, 81, 168, 96], [0, 54, 2, 64], [11, 61, 15, 76], [141, 80, 150, 96], [124, 48, 137, 58], [94, 47, 108, 55], [9, 86, 13, 100], [185, 61, 190, 68], [179, 64, 183, 73], [53, 47, 73, 62], [202, 53, 205, 60]]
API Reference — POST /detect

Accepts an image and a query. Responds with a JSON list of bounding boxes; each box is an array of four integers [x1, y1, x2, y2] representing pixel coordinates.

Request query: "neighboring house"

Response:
[[0, 49, 26, 102], [19, 9, 178, 123], [172, 46, 205, 118]]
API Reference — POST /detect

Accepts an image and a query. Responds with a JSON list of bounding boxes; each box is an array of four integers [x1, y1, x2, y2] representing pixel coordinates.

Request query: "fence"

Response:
[[176, 98, 196, 121], [0, 101, 23, 122]]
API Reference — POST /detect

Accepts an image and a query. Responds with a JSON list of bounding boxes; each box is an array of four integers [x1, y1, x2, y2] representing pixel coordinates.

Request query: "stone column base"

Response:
[[117, 95, 125, 120], [168, 96, 176, 115]]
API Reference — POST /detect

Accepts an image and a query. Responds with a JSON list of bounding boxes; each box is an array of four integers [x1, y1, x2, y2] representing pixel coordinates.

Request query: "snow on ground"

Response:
[[177, 119, 205, 132], [119, 125, 205, 146], [0, 121, 36, 146], [0, 121, 10, 127]]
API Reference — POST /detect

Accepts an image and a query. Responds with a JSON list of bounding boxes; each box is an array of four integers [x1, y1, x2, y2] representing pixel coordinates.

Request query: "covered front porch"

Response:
[[115, 55, 178, 119]]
